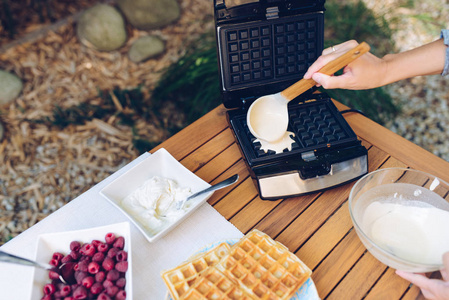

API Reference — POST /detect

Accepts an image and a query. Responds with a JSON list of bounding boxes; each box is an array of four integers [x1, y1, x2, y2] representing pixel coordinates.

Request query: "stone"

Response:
[[0, 70, 23, 105], [128, 36, 165, 63], [116, 0, 180, 30], [76, 4, 127, 51]]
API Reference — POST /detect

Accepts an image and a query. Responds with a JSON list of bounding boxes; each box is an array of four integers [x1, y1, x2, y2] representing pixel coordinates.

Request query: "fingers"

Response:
[[396, 270, 449, 300], [321, 40, 360, 56], [311, 71, 351, 89], [304, 40, 360, 79]]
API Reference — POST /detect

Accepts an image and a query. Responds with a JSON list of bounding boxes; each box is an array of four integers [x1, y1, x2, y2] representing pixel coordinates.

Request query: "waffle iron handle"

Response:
[[280, 42, 371, 101]]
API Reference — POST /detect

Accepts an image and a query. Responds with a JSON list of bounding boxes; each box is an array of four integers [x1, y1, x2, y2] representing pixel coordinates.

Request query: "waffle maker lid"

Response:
[[214, 0, 325, 109]]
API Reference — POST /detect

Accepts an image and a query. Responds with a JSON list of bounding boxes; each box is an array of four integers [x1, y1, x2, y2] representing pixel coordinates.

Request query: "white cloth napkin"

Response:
[[0, 152, 243, 300]]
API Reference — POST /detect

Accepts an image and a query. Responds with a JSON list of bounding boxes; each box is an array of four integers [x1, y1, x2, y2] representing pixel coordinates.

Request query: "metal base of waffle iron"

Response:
[[256, 155, 367, 199]]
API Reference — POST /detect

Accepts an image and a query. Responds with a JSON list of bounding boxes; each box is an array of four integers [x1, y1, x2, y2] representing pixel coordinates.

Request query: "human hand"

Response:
[[303, 40, 388, 90], [395, 252, 449, 300]]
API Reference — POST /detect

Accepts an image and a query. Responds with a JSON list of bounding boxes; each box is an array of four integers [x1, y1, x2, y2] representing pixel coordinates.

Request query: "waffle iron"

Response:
[[213, 0, 368, 200]]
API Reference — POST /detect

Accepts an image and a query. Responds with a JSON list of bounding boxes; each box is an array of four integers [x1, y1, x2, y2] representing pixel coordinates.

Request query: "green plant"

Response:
[[30, 86, 160, 154], [151, 32, 221, 125], [322, 0, 399, 124]]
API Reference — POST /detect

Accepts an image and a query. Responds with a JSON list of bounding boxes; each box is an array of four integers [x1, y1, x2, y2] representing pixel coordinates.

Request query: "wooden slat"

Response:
[[364, 268, 414, 300], [230, 196, 281, 234], [213, 177, 258, 219], [311, 230, 366, 298], [180, 128, 235, 172], [295, 201, 353, 269], [275, 182, 352, 252], [152, 105, 229, 160], [207, 160, 251, 205], [334, 100, 449, 183], [253, 193, 319, 238], [327, 252, 388, 300], [195, 143, 242, 180]]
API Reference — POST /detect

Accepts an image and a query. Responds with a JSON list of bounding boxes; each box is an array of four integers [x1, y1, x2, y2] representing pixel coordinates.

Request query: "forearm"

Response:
[[381, 38, 446, 85]]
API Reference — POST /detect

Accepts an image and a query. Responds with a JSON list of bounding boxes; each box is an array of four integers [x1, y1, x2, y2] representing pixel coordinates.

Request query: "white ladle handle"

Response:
[[280, 42, 371, 101]]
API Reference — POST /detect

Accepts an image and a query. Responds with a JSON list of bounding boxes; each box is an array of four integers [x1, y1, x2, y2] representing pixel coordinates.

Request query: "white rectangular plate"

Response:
[[100, 148, 212, 242]]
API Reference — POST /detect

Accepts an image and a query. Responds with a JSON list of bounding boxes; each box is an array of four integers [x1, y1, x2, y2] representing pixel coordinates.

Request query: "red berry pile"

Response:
[[41, 232, 128, 300]]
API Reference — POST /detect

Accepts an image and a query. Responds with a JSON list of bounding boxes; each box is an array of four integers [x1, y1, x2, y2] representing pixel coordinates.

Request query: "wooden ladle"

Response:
[[247, 42, 371, 143]]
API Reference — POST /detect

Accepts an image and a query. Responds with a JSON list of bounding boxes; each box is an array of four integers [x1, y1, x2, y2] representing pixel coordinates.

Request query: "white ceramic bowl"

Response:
[[349, 167, 449, 272], [30, 222, 132, 300], [100, 148, 212, 243]]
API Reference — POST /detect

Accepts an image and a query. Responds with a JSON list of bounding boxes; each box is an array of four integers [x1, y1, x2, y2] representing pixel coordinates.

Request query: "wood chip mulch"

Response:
[[0, 0, 214, 244]]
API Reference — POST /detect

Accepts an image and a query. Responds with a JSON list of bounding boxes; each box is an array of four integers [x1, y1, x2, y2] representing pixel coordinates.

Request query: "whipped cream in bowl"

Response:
[[100, 148, 213, 242], [120, 176, 193, 235]]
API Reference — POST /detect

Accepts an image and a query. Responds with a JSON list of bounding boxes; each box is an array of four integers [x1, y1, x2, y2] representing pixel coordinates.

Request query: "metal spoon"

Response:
[[175, 174, 239, 210], [0, 250, 76, 284], [247, 42, 371, 143]]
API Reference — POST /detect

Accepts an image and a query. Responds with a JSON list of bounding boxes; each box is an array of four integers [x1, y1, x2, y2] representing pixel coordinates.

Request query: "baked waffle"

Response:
[[162, 242, 232, 299], [215, 229, 312, 300], [180, 266, 254, 300]]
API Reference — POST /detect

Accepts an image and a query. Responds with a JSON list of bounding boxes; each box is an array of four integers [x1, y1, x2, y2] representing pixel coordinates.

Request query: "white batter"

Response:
[[120, 176, 192, 234], [255, 131, 296, 154], [360, 184, 449, 265]]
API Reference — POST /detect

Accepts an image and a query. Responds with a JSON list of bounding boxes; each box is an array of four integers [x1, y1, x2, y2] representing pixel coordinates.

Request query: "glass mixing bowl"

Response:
[[349, 167, 449, 272]]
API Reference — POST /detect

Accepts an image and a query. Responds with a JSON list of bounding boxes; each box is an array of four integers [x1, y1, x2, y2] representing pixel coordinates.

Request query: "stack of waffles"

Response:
[[161, 229, 312, 299]]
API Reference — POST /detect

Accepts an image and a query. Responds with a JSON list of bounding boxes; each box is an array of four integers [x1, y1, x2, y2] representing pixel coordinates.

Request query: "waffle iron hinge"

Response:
[[214, 0, 326, 24]]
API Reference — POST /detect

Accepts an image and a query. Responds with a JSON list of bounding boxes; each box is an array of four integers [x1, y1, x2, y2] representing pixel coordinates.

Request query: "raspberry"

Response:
[[70, 241, 81, 252], [113, 236, 125, 249], [115, 261, 128, 273], [81, 276, 94, 288], [106, 269, 120, 281], [48, 269, 61, 280], [75, 260, 88, 272], [43, 283, 56, 295], [115, 290, 126, 300], [116, 250, 127, 262], [72, 285, 88, 299], [116, 277, 126, 288], [102, 280, 114, 289], [60, 285, 72, 297], [105, 233, 116, 244], [80, 243, 95, 256], [52, 252, 64, 261], [92, 252, 105, 263], [70, 250, 80, 260], [97, 242, 109, 253], [107, 247, 119, 259], [90, 282, 104, 295], [95, 271, 106, 283], [49, 258, 60, 267], [106, 285, 119, 297], [61, 254, 73, 264], [102, 257, 115, 271], [75, 271, 88, 285], [91, 240, 102, 248], [97, 292, 112, 300], [88, 261, 100, 274]]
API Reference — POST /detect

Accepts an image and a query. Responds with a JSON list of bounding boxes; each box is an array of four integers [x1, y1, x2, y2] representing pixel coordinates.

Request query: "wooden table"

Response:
[[151, 99, 449, 300]]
